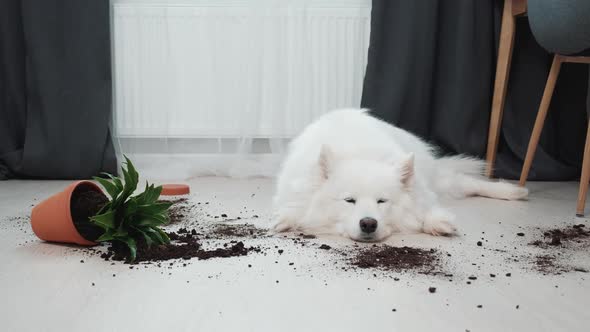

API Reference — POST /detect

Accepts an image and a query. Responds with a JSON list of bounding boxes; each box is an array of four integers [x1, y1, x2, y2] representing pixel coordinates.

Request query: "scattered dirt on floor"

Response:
[[208, 223, 269, 239], [529, 224, 589, 248], [101, 229, 261, 263], [525, 224, 590, 274], [346, 244, 444, 275]]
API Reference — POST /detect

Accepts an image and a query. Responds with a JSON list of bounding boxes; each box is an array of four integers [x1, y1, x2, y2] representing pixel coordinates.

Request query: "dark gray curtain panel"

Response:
[[0, 0, 116, 180], [362, 0, 589, 180]]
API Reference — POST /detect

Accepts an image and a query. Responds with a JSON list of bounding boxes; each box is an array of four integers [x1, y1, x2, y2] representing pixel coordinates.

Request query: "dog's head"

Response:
[[313, 146, 414, 242]]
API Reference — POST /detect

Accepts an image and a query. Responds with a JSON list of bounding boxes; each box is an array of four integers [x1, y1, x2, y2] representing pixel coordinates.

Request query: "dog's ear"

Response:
[[319, 145, 335, 180], [399, 153, 414, 187]]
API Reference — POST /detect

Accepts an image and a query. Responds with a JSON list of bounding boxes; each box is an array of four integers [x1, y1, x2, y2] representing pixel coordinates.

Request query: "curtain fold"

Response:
[[0, 0, 116, 180], [361, 0, 589, 180]]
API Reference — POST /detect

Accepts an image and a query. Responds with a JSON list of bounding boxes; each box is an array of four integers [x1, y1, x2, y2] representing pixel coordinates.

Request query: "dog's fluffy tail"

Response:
[[436, 155, 485, 176]]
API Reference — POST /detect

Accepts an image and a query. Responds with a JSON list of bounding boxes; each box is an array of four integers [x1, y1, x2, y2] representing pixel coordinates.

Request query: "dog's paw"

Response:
[[505, 185, 529, 201], [422, 209, 457, 236], [489, 181, 529, 200]]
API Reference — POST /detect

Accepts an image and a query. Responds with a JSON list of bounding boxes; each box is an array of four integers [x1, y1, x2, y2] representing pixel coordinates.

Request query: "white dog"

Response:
[[272, 109, 528, 241]]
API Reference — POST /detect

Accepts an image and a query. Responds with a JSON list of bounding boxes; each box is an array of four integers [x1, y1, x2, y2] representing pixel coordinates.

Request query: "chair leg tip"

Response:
[[576, 213, 585, 217]]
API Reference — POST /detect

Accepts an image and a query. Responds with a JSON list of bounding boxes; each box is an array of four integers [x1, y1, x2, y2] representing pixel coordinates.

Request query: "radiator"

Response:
[[112, 0, 371, 139]]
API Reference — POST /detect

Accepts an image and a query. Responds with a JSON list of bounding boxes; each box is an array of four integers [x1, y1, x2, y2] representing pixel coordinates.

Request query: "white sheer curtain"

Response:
[[111, 0, 371, 180]]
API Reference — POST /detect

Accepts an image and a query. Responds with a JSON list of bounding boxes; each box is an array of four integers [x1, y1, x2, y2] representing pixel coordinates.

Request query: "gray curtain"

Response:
[[361, 0, 589, 180], [0, 0, 116, 180]]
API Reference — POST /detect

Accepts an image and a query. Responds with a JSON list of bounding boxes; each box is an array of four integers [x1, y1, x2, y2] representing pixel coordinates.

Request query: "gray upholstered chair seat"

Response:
[[528, 0, 590, 55]]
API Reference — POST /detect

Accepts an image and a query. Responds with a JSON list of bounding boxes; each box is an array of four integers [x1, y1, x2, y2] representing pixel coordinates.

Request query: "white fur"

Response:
[[272, 109, 528, 241]]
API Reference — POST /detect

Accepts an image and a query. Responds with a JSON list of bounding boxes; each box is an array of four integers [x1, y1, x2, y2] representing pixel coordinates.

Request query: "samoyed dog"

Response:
[[271, 109, 528, 241]]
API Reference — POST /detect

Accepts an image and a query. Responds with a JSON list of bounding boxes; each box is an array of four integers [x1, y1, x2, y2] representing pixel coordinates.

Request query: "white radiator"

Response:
[[112, 0, 371, 139]]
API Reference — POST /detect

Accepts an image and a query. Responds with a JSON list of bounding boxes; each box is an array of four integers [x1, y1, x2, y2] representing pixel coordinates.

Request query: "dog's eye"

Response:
[[344, 198, 356, 204], [377, 199, 388, 204]]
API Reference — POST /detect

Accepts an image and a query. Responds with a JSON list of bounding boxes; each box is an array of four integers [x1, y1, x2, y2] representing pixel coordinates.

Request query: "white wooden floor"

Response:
[[0, 178, 589, 332]]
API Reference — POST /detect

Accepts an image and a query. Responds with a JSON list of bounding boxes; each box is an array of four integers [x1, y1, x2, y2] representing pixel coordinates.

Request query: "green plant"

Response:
[[91, 156, 172, 261]]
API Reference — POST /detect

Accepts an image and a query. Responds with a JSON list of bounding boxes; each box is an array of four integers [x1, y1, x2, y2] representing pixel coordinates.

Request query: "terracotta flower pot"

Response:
[[31, 180, 106, 246]]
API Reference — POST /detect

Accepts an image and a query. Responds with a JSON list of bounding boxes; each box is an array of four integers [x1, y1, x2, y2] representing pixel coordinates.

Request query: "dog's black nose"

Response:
[[359, 217, 378, 233]]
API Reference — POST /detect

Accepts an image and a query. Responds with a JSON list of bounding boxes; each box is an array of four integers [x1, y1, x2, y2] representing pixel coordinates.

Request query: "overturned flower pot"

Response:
[[30, 156, 199, 262], [31, 181, 107, 246]]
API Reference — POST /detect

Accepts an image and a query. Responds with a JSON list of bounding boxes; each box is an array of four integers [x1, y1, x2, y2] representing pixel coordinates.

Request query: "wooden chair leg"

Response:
[[486, 0, 517, 177], [576, 121, 590, 216], [519, 55, 563, 186]]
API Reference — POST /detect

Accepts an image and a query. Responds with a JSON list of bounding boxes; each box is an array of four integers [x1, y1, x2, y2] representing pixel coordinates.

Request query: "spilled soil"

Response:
[[527, 224, 590, 274], [347, 244, 443, 275], [534, 255, 567, 274], [100, 229, 260, 263], [208, 223, 268, 239], [529, 224, 589, 248], [90, 199, 266, 264]]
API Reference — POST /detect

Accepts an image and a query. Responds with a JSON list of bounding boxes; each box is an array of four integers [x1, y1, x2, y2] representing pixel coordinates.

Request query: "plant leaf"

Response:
[[118, 237, 137, 262], [90, 210, 116, 230], [113, 227, 129, 237], [94, 201, 112, 216], [143, 184, 162, 204], [96, 228, 115, 242], [119, 168, 132, 202], [155, 227, 170, 244], [123, 198, 139, 220], [93, 176, 120, 200], [144, 227, 165, 244], [134, 182, 148, 204], [101, 172, 124, 191], [124, 155, 139, 184], [133, 226, 154, 247], [137, 216, 166, 227], [137, 202, 172, 216], [121, 155, 139, 198], [117, 157, 138, 205]]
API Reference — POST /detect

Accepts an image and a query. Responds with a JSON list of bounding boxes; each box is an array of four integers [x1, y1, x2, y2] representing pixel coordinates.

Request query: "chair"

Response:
[[485, 0, 528, 178], [486, 0, 590, 216], [519, 0, 590, 216], [519, 55, 590, 216]]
